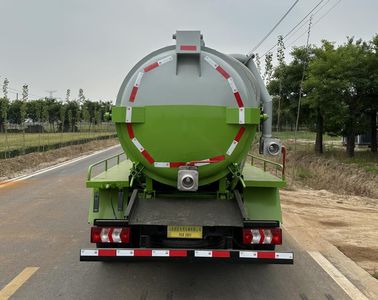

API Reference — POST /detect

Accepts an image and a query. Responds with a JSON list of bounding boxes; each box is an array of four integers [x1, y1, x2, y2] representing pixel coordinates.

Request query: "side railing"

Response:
[[87, 152, 126, 181], [247, 146, 286, 180]]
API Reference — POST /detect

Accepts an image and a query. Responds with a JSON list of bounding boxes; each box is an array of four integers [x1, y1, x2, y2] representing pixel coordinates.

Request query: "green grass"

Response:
[[274, 130, 341, 141], [0, 131, 115, 152], [323, 150, 378, 174], [296, 167, 313, 179]]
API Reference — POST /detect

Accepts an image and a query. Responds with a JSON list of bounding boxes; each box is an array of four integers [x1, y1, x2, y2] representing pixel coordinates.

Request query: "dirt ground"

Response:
[[0, 138, 119, 181], [281, 188, 378, 276]]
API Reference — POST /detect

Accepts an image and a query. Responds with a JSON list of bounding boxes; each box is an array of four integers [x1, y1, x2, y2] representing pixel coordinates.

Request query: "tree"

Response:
[[67, 109, 73, 132], [268, 46, 314, 131], [255, 53, 262, 75], [2, 78, 9, 99], [264, 52, 273, 84], [59, 104, 66, 143], [366, 35, 378, 152], [20, 85, 28, 152], [22, 85, 28, 101], [276, 35, 286, 132], [78, 88, 85, 103], [66, 89, 71, 102], [304, 38, 374, 157], [304, 41, 341, 153], [0, 97, 9, 132]]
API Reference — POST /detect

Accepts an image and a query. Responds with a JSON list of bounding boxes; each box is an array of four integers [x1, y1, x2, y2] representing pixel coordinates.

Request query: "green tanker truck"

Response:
[[80, 31, 293, 263]]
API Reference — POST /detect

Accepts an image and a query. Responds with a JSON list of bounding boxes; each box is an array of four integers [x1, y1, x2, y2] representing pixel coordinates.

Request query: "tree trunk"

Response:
[[371, 109, 377, 153], [315, 108, 323, 154], [346, 131, 355, 157]]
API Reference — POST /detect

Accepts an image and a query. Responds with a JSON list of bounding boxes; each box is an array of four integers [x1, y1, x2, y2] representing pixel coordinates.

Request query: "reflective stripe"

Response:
[[154, 162, 170, 168], [116, 249, 134, 256], [129, 86, 138, 102], [226, 140, 238, 156], [144, 56, 173, 73], [126, 123, 134, 139], [234, 127, 246, 142], [275, 252, 293, 259], [239, 251, 258, 258], [131, 138, 144, 152], [144, 62, 159, 72], [152, 250, 169, 257], [239, 107, 245, 124], [234, 91, 244, 107], [158, 55, 173, 65], [134, 72, 144, 87], [81, 249, 98, 256], [194, 250, 212, 257], [257, 251, 275, 259], [215, 66, 230, 79], [125, 107, 132, 123], [204, 56, 218, 69], [141, 150, 154, 164], [227, 77, 238, 93], [98, 249, 116, 256], [80, 249, 293, 261]]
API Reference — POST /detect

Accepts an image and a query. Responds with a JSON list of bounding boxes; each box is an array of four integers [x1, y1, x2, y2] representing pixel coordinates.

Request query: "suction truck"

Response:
[[80, 31, 293, 264]]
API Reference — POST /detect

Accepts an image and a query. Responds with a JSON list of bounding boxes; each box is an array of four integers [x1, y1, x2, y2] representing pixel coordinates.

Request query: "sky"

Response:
[[0, 0, 377, 102]]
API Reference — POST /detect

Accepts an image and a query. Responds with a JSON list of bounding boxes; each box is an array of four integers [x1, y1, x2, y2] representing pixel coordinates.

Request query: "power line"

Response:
[[46, 90, 57, 99], [1, 76, 48, 99], [285, 0, 330, 41], [248, 0, 300, 56], [7, 86, 44, 99], [260, 0, 326, 58], [286, 0, 342, 48]]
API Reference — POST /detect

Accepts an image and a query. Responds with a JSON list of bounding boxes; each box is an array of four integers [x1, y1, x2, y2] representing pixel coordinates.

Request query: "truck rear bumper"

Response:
[[80, 248, 293, 264]]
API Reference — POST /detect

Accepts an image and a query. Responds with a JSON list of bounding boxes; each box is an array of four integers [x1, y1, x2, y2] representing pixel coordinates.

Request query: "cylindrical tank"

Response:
[[114, 31, 261, 187]]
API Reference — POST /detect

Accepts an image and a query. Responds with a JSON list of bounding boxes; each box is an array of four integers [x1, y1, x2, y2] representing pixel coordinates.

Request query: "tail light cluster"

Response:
[[91, 227, 130, 243], [242, 228, 282, 245]]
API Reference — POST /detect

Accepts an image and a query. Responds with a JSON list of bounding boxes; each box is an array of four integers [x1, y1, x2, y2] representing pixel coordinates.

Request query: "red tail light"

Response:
[[242, 228, 282, 245], [91, 227, 131, 243]]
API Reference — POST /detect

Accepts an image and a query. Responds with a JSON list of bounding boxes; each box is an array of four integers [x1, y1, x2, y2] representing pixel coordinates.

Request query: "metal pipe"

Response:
[[229, 54, 273, 138], [246, 58, 272, 138]]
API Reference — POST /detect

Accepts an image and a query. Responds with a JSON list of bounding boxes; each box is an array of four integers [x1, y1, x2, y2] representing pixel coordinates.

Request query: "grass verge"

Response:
[[0, 138, 119, 181]]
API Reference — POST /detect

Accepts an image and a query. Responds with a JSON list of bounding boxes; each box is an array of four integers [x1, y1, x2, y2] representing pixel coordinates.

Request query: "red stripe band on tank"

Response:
[[234, 127, 246, 142], [141, 150, 155, 164], [226, 127, 246, 156], [215, 66, 230, 79], [144, 62, 159, 72], [129, 86, 138, 102], [204, 55, 245, 122], [126, 123, 134, 139]]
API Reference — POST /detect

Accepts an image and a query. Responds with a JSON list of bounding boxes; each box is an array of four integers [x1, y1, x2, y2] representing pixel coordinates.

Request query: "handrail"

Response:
[[247, 145, 286, 180], [87, 152, 126, 181]]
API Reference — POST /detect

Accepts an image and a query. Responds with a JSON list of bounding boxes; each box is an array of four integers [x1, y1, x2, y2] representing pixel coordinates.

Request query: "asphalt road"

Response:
[[0, 145, 351, 300]]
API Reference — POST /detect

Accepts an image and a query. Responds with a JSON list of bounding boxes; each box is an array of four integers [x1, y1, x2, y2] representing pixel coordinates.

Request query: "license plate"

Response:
[[167, 225, 203, 239]]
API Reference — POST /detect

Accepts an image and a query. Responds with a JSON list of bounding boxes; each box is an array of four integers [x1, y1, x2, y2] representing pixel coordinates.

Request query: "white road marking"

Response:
[[0, 144, 120, 188], [0, 267, 39, 299], [308, 251, 369, 300]]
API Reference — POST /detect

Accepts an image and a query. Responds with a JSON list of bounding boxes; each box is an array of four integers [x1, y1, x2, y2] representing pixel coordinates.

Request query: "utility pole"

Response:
[[46, 90, 57, 99], [294, 15, 312, 151]]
